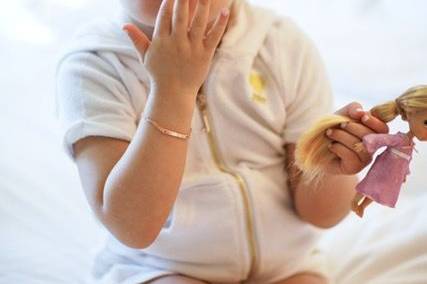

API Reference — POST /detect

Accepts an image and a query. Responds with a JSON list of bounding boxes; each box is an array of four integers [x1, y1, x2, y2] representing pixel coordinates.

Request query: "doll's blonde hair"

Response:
[[295, 85, 427, 184]]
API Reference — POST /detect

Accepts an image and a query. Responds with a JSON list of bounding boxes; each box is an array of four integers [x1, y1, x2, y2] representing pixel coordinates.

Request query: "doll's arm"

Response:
[[362, 133, 403, 154]]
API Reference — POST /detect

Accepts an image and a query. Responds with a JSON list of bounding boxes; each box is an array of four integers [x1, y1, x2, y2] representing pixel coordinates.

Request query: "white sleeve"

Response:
[[55, 51, 138, 160], [276, 18, 334, 144]]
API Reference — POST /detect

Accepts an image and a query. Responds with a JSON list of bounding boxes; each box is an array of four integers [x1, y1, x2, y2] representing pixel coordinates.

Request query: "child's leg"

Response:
[[273, 272, 329, 284], [146, 275, 210, 284]]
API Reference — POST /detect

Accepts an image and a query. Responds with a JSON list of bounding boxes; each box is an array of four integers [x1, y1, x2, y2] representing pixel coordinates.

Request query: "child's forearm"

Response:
[[102, 88, 197, 249], [293, 174, 358, 229]]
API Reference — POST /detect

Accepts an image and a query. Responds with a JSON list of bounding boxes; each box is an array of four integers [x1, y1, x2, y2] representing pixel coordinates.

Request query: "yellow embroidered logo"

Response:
[[249, 71, 267, 104]]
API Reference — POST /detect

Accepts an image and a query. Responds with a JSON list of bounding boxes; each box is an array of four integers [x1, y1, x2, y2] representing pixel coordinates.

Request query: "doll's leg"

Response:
[[351, 193, 366, 217], [353, 196, 374, 218], [359, 197, 373, 215]]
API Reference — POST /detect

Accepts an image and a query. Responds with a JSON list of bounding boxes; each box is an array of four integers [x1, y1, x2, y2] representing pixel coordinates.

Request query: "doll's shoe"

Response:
[[351, 204, 364, 218], [351, 199, 361, 216], [351, 205, 364, 218], [355, 207, 364, 218]]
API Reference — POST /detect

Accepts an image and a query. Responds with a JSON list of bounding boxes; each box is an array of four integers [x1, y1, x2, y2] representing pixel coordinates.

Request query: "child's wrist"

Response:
[[152, 84, 199, 100]]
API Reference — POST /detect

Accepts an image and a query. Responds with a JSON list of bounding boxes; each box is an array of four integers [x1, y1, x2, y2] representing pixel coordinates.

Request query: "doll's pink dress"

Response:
[[355, 132, 415, 208]]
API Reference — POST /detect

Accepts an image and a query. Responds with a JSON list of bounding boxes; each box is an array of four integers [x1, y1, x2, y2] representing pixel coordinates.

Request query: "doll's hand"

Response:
[[325, 102, 389, 175]]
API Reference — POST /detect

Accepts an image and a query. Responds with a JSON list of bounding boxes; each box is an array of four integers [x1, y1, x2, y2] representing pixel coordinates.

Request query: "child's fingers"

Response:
[[360, 112, 389, 134], [335, 102, 365, 119], [204, 7, 230, 49], [122, 24, 151, 63], [328, 143, 361, 174], [187, 0, 198, 28], [189, 0, 210, 41], [154, 0, 175, 37], [172, 0, 189, 35], [326, 129, 371, 164], [340, 121, 375, 139], [335, 101, 389, 134]]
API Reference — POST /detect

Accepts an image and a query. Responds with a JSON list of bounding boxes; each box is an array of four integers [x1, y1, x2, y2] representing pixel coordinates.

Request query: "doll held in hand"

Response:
[[295, 85, 427, 217]]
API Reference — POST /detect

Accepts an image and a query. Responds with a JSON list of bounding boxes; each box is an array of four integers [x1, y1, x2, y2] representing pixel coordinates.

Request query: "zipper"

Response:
[[196, 89, 258, 280]]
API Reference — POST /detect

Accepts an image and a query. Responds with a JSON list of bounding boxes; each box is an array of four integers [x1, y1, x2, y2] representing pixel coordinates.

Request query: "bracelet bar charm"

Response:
[[144, 116, 191, 140]]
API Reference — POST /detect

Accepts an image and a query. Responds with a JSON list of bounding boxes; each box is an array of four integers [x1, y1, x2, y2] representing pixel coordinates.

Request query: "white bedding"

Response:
[[1, 0, 426, 283], [319, 195, 427, 284]]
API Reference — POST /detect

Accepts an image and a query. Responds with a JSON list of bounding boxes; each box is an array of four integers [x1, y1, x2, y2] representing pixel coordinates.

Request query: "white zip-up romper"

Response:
[[55, 1, 334, 283]]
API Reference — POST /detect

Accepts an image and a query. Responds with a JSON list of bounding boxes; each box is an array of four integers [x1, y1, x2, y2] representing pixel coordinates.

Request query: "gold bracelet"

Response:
[[144, 116, 191, 140]]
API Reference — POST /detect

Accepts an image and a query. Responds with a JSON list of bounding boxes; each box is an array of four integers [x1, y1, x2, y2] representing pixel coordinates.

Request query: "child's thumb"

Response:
[[122, 24, 151, 64]]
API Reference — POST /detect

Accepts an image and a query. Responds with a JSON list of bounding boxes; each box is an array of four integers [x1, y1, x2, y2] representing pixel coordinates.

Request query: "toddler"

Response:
[[55, 0, 388, 283]]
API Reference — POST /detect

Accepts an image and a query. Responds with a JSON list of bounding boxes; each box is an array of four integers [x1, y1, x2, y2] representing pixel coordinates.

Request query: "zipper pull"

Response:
[[196, 92, 211, 133]]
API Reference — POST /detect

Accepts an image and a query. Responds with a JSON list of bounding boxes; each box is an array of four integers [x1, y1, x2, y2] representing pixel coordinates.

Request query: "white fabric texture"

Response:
[[54, 0, 333, 283], [318, 194, 427, 284], [54, 44, 141, 160]]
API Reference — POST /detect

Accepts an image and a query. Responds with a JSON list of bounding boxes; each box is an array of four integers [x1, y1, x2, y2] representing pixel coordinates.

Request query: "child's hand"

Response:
[[325, 102, 389, 175], [122, 0, 230, 98]]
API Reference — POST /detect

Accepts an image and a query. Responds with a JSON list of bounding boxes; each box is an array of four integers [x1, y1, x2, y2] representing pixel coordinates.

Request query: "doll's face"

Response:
[[406, 109, 427, 141]]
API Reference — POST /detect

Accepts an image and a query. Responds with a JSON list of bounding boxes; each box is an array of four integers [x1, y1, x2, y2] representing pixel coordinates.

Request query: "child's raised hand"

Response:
[[325, 102, 389, 175], [122, 0, 230, 98]]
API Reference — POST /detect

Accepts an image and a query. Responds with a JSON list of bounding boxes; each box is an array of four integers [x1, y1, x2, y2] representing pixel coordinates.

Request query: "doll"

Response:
[[294, 85, 427, 217]]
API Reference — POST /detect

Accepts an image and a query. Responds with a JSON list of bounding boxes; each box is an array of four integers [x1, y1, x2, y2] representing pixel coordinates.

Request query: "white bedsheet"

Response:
[[319, 195, 427, 284], [1, 0, 426, 283]]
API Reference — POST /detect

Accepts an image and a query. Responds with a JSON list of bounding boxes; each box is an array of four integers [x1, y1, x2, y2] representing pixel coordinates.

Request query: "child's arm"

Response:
[[74, 92, 196, 248], [285, 143, 358, 228], [285, 103, 389, 228], [73, 0, 230, 249]]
